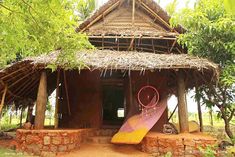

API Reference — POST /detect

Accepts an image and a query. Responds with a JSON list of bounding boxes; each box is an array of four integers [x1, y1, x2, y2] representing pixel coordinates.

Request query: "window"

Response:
[[117, 108, 124, 118]]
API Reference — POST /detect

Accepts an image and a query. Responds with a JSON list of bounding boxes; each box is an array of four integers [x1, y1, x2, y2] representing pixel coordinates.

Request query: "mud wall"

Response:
[[60, 70, 102, 128], [59, 70, 169, 132]]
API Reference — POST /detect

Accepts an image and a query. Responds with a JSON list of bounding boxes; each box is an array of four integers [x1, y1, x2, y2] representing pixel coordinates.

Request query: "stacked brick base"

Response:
[[140, 132, 217, 157], [16, 129, 95, 156]]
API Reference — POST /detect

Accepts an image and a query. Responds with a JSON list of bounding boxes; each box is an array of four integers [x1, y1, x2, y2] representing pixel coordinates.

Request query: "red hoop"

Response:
[[137, 85, 159, 108]]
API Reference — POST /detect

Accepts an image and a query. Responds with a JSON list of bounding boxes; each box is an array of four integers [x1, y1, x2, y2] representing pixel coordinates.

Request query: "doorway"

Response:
[[102, 85, 125, 126]]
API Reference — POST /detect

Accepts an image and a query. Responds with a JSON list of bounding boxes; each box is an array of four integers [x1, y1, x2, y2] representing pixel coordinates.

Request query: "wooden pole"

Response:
[[0, 86, 7, 114], [35, 71, 47, 129], [129, 72, 133, 110], [177, 71, 189, 133], [63, 71, 71, 116], [132, 0, 135, 27], [54, 69, 61, 129]]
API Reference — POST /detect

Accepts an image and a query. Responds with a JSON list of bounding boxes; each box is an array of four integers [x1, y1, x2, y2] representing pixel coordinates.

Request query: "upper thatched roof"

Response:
[[77, 0, 184, 38]]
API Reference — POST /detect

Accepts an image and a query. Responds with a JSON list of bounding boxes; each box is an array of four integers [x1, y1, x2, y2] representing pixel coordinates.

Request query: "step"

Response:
[[87, 136, 112, 144], [94, 129, 118, 137]]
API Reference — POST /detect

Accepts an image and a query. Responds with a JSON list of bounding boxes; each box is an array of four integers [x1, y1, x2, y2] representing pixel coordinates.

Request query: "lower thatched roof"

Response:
[[0, 50, 219, 105], [31, 50, 218, 71]]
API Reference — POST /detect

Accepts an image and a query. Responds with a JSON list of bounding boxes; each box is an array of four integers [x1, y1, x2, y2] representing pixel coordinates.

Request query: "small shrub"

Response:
[[199, 146, 216, 157]]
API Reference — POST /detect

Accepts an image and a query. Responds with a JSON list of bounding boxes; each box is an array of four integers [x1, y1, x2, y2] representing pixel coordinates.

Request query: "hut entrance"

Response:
[[102, 85, 125, 126]]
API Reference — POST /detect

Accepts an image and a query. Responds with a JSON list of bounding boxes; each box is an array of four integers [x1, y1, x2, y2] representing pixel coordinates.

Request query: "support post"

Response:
[[63, 71, 71, 116], [35, 71, 47, 129], [177, 71, 189, 133], [0, 86, 7, 114], [54, 69, 61, 129]]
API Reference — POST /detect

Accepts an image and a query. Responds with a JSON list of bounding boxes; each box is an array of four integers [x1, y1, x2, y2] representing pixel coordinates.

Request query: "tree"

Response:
[[0, 0, 94, 69], [171, 0, 235, 142], [76, 0, 96, 21]]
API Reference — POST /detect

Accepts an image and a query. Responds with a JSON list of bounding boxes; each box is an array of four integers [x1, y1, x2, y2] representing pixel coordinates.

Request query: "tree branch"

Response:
[[0, 3, 15, 12], [228, 109, 235, 122]]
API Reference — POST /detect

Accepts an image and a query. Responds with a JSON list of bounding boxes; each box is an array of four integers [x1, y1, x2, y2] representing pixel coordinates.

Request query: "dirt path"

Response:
[[58, 144, 151, 157]]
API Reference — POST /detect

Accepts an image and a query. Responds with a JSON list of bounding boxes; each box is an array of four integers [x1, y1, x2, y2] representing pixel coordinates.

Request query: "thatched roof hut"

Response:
[[0, 0, 219, 135]]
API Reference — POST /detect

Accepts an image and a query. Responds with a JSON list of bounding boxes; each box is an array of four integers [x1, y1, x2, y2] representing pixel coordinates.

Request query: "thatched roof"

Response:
[[30, 50, 217, 71], [0, 50, 218, 105], [77, 0, 184, 38]]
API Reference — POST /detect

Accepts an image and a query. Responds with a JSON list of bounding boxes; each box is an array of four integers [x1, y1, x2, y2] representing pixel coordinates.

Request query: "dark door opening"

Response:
[[102, 85, 125, 126]]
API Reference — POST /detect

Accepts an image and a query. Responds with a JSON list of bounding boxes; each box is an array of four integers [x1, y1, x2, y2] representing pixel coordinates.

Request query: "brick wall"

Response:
[[16, 129, 96, 156]]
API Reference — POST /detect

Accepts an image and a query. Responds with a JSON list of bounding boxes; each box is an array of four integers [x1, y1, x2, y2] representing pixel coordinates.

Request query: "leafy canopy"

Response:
[[170, 0, 235, 139], [0, 0, 94, 69]]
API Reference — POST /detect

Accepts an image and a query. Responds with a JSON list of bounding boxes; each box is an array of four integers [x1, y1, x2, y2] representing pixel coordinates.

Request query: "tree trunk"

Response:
[[20, 107, 23, 127], [26, 106, 30, 122], [224, 119, 234, 140], [35, 71, 47, 129], [209, 109, 213, 126], [177, 71, 189, 133], [9, 112, 12, 124]]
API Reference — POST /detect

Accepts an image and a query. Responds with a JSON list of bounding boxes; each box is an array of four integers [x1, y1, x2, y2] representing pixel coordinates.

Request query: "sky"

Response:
[[97, 0, 197, 10]]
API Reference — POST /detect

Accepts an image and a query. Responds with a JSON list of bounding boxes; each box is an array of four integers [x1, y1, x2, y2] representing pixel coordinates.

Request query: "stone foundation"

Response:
[[16, 128, 95, 155], [140, 132, 217, 157]]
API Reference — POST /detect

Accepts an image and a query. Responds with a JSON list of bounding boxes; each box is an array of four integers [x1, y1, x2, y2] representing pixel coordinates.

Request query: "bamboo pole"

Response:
[[63, 71, 71, 116], [0, 70, 35, 95], [35, 71, 47, 129], [132, 0, 135, 27], [0, 65, 32, 80], [177, 71, 189, 133], [54, 69, 61, 129], [0, 86, 7, 114]]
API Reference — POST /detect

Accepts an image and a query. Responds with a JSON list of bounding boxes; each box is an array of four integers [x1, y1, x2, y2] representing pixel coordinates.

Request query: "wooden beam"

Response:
[[81, 0, 121, 32], [0, 70, 36, 95], [35, 71, 47, 129], [169, 40, 177, 53], [54, 69, 61, 129], [89, 35, 176, 40], [177, 70, 189, 133], [137, 0, 177, 32], [0, 65, 32, 80], [0, 86, 7, 114], [128, 37, 135, 51], [63, 71, 71, 116]]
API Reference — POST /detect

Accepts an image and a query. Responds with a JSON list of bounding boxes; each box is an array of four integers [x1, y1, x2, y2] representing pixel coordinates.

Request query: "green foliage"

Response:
[[224, 0, 235, 15], [170, 0, 235, 140], [163, 152, 172, 157], [199, 146, 216, 157], [0, 0, 94, 68], [165, 0, 178, 16], [76, 0, 95, 21]]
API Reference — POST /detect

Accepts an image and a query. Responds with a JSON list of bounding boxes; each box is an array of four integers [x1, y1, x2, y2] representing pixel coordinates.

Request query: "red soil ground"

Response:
[[58, 144, 151, 157]]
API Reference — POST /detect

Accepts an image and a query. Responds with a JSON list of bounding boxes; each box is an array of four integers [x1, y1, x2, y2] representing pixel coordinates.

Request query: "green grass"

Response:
[[0, 148, 36, 157]]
